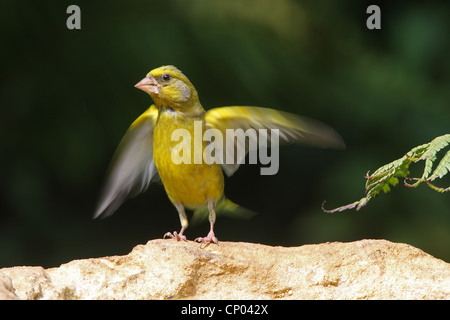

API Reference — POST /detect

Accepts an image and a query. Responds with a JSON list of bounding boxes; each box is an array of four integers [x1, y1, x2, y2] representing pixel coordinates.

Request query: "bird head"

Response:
[[135, 65, 202, 113]]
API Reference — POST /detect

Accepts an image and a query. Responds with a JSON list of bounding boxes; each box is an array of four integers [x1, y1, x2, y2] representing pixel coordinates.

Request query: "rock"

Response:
[[0, 239, 449, 299], [0, 273, 18, 300]]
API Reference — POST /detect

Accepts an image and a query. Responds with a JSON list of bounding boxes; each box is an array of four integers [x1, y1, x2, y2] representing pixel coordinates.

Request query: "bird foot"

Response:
[[194, 231, 219, 245], [164, 231, 187, 241]]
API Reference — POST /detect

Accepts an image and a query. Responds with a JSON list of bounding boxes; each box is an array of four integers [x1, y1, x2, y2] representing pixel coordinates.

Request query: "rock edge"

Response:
[[1, 239, 449, 299]]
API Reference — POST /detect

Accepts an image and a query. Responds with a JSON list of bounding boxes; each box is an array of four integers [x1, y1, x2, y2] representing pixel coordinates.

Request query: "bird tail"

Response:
[[191, 198, 256, 225]]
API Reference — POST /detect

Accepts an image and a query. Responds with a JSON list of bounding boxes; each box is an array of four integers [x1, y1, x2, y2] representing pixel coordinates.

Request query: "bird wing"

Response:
[[204, 106, 345, 176], [94, 105, 159, 218]]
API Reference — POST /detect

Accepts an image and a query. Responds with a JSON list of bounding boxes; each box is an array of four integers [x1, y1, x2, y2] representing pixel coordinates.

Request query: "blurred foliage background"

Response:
[[1, 0, 449, 268]]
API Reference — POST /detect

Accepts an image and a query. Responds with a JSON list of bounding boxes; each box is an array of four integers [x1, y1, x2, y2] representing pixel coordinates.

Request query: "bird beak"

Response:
[[135, 75, 160, 94]]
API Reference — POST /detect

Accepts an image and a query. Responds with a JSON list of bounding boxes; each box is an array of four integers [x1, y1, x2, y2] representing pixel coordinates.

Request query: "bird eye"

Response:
[[162, 74, 171, 81]]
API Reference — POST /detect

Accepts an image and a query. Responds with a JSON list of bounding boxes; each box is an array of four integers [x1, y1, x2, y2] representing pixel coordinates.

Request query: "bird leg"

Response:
[[164, 202, 188, 241], [195, 199, 219, 244]]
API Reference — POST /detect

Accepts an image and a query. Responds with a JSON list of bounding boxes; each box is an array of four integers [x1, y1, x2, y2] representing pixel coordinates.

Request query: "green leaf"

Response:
[[429, 150, 450, 181], [322, 134, 450, 213]]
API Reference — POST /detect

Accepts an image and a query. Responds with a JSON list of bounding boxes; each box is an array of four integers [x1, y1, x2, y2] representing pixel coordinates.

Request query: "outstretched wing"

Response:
[[94, 105, 159, 218], [205, 106, 345, 176]]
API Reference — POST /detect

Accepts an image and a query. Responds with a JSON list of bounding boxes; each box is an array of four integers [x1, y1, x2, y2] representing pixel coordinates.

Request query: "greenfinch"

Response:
[[95, 65, 344, 244]]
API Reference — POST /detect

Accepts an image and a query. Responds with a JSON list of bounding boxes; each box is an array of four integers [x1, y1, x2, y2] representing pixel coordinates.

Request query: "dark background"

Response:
[[1, 0, 449, 268]]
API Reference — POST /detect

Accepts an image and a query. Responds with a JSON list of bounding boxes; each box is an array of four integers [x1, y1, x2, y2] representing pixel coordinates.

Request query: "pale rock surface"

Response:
[[0, 239, 449, 299]]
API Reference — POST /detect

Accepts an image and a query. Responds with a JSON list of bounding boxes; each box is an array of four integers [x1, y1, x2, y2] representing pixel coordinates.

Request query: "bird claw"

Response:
[[194, 231, 219, 245], [164, 231, 187, 241]]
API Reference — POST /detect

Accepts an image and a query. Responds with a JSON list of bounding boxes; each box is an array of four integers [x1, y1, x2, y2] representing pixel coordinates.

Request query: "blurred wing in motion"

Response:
[[94, 105, 159, 218], [205, 106, 345, 176]]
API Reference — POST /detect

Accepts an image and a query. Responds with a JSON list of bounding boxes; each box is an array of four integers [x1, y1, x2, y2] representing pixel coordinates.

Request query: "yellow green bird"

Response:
[[94, 65, 344, 244]]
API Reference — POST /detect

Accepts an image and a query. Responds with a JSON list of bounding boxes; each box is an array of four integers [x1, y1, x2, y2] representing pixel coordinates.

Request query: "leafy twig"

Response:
[[322, 134, 449, 213]]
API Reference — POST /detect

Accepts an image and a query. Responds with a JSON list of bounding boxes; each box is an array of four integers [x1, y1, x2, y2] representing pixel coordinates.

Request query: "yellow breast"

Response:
[[153, 110, 224, 208]]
